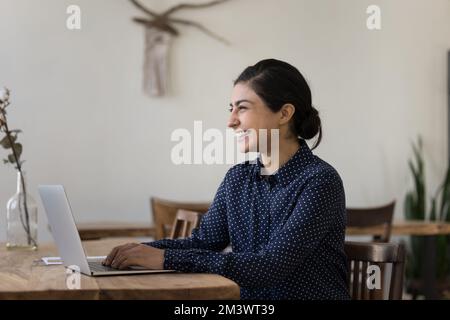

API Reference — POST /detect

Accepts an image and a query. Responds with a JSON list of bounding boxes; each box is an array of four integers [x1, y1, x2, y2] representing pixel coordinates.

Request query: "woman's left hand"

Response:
[[102, 243, 165, 270]]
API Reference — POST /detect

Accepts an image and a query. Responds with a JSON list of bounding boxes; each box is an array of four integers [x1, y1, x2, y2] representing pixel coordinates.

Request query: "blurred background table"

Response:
[[76, 222, 155, 240]]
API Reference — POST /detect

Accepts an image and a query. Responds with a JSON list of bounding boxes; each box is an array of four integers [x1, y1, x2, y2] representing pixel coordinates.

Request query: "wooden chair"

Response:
[[150, 197, 210, 240], [346, 201, 395, 242], [345, 241, 406, 300], [169, 209, 202, 239]]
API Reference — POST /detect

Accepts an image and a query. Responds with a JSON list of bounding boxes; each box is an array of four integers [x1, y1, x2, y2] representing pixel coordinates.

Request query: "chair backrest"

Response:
[[150, 197, 210, 240], [345, 241, 406, 300], [346, 201, 395, 242], [170, 209, 202, 239]]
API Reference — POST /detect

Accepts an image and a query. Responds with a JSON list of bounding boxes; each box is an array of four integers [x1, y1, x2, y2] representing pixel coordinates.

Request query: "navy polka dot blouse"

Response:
[[146, 139, 350, 300]]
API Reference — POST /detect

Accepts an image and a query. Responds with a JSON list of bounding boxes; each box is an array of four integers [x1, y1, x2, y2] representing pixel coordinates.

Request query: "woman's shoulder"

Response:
[[302, 156, 344, 188], [223, 156, 343, 186], [223, 160, 257, 181]]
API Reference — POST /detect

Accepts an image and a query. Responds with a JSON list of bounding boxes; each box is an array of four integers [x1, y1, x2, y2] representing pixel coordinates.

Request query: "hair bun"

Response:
[[299, 106, 321, 140]]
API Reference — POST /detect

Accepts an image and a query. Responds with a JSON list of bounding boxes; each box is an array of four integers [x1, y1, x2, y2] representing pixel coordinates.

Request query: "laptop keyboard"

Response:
[[88, 261, 123, 272]]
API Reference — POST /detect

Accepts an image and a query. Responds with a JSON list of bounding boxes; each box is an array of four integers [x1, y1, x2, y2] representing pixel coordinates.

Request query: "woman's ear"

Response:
[[279, 104, 296, 125]]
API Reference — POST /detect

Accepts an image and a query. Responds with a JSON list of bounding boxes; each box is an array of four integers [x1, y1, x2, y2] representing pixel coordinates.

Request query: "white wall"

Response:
[[0, 0, 449, 243]]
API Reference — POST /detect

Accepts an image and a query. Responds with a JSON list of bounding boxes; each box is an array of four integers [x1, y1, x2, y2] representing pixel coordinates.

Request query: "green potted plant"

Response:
[[404, 136, 450, 296]]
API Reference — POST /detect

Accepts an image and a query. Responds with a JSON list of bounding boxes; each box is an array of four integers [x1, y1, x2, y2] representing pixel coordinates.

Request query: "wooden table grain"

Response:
[[76, 222, 155, 240], [346, 220, 450, 236], [0, 238, 240, 300]]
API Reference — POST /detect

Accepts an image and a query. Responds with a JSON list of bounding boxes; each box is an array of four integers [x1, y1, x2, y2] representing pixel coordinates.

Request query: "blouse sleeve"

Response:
[[143, 174, 230, 252]]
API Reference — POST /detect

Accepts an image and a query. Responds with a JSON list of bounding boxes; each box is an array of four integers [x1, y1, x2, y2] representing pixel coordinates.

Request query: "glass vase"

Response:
[[6, 171, 38, 250]]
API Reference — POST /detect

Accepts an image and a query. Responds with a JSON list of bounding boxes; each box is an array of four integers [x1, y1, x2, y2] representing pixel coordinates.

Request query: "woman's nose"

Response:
[[227, 110, 239, 129]]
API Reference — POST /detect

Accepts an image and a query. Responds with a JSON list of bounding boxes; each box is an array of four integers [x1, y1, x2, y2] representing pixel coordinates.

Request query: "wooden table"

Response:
[[346, 220, 450, 237], [76, 222, 155, 240], [0, 238, 240, 300], [347, 220, 450, 300]]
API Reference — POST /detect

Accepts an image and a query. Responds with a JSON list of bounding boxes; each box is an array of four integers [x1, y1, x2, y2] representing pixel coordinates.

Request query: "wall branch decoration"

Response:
[[129, 0, 232, 97]]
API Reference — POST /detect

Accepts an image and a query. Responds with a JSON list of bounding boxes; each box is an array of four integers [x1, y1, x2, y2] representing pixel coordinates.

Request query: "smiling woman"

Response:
[[104, 59, 349, 300]]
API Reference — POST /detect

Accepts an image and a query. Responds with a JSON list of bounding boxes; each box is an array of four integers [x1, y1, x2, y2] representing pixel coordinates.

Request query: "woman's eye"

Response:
[[228, 105, 247, 112]]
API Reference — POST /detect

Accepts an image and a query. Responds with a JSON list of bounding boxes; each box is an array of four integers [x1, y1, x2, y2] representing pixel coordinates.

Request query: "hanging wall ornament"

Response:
[[129, 0, 232, 97]]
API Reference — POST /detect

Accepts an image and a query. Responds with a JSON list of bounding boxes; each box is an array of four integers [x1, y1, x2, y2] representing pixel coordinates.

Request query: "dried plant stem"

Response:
[[1, 108, 36, 247]]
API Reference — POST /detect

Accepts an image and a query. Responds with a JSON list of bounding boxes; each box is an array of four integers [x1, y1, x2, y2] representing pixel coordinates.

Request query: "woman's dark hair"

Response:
[[234, 59, 322, 150]]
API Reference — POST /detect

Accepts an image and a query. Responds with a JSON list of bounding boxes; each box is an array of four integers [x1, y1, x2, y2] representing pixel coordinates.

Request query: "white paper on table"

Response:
[[41, 256, 107, 265]]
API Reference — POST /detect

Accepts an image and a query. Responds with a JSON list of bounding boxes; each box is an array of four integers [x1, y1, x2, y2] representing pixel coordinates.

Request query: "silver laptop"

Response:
[[38, 185, 174, 276]]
